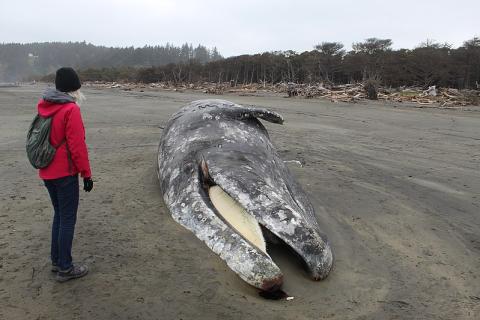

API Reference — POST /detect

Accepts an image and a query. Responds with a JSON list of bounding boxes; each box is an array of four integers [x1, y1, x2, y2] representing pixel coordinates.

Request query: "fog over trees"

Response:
[[1, 38, 479, 89], [0, 42, 222, 82]]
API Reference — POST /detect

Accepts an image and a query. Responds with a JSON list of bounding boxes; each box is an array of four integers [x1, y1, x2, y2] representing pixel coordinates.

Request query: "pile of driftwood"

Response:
[[83, 81, 479, 107], [282, 83, 479, 107], [84, 81, 268, 95], [284, 83, 365, 101], [85, 81, 229, 93], [379, 86, 479, 107], [84, 81, 181, 91]]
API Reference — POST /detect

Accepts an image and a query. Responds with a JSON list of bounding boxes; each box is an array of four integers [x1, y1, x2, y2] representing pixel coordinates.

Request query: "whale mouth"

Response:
[[199, 158, 270, 255], [199, 158, 308, 298], [208, 185, 268, 254]]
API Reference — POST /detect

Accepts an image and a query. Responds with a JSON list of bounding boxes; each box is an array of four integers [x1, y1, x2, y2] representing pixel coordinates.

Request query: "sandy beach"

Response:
[[1, 85, 479, 319]]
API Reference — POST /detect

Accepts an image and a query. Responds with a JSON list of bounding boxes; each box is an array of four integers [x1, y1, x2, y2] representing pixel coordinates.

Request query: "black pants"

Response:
[[44, 175, 79, 271]]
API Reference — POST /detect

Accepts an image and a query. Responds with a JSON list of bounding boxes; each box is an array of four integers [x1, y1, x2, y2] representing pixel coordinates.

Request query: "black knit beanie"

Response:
[[55, 67, 81, 92]]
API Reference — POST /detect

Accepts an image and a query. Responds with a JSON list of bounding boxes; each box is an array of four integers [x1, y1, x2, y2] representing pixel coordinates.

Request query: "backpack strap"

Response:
[[65, 139, 73, 175], [55, 136, 73, 174], [46, 113, 74, 174]]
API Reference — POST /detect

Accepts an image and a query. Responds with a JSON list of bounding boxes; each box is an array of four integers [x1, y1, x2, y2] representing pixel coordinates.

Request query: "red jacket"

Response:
[[37, 92, 92, 180]]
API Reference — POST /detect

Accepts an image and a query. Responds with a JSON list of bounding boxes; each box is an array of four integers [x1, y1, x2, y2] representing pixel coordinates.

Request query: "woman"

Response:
[[37, 67, 93, 282]]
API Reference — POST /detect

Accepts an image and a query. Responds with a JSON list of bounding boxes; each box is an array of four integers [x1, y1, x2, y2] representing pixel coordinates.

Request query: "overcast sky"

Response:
[[1, 0, 478, 56]]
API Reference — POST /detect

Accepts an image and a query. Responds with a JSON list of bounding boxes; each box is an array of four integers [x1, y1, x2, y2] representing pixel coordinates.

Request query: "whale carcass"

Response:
[[157, 99, 333, 292]]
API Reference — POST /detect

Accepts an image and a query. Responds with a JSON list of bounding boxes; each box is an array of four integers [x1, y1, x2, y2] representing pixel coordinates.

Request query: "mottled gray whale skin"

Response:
[[157, 99, 333, 291]]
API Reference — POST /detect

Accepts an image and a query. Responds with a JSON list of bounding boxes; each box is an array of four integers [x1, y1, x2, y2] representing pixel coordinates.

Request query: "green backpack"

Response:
[[26, 115, 64, 169]]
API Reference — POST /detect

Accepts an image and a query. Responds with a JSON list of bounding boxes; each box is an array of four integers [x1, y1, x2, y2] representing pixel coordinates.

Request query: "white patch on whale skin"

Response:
[[277, 209, 287, 221], [263, 214, 297, 236], [202, 113, 213, 120], [236, 191, 251, 206], [218, 121, 252, 143], [169, 168, 180, 184]]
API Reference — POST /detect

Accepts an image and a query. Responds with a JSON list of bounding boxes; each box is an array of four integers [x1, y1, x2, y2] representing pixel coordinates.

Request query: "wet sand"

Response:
[[1, 85, 479, 319]]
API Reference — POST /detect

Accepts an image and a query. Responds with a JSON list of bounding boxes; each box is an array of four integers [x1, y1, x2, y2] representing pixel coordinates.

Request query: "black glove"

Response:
[[83, 177, 93, 192]]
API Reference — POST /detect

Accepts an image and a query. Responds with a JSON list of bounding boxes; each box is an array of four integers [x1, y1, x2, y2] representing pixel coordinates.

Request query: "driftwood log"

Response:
[[83, 81, 480, 107]]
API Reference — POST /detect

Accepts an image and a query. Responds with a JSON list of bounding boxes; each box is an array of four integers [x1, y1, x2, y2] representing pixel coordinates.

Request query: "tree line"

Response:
[[130, 37, 479, 89], [0, 42, 222, 82], [5, 38, 479, 89]]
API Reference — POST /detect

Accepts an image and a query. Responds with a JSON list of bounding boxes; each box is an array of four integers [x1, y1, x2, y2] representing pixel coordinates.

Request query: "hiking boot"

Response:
[[51, 264, 59, 273], [56, 264, 89, 282]]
